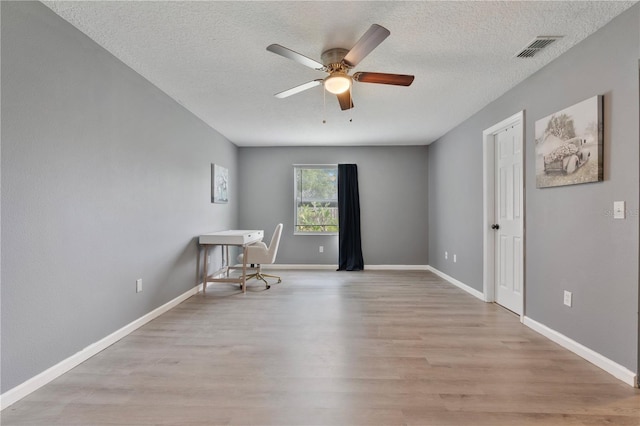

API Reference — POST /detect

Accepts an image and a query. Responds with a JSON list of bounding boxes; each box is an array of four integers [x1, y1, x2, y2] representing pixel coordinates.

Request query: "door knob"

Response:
[[491, 224, 500, 230]]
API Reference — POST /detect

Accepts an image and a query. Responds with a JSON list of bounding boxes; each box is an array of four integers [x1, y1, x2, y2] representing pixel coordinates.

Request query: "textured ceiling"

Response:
[[43, 1, 636, 147]]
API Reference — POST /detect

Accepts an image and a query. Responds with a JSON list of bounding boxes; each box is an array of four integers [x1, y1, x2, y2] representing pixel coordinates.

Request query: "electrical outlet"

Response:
[[136, 279, 143, 293], [319, 246, 324, 253], [445, 251, 448, 260], [563, 290, 572, 307], [453, 254, 457, 263]]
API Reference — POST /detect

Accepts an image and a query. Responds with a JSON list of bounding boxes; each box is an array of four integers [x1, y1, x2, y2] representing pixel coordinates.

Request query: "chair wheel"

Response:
[[266, 284, 271, 290], [278, 279, 282, 283]]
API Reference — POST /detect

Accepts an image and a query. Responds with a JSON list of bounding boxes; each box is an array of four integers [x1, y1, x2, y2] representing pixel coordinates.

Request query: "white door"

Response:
[[493, 122, 523, 315]]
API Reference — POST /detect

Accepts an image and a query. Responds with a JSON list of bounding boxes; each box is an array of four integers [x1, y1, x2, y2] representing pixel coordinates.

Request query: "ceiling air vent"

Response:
[[515, 36, 563, 58]]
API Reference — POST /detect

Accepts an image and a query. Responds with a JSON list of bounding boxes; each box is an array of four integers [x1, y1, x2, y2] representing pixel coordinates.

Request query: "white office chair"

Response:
[[238, 223, 283, 289]]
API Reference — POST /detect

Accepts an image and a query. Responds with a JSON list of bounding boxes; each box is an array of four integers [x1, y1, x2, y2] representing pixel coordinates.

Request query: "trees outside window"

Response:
[[294, 166, 338, 234]]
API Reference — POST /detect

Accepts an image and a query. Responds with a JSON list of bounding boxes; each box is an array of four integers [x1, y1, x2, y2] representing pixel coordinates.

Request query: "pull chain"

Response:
[[349, 85, 353, 123], [322, 85, 327, 124]]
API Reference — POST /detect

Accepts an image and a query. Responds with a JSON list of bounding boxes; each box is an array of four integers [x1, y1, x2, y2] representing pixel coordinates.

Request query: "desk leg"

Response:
[[203, 246, 209, 294], [241, 246, 248, 294], [225, 245, 230, 277]]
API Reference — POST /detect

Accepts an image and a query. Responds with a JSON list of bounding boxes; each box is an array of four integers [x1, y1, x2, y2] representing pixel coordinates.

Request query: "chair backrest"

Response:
[[266, 223, 283, 263]]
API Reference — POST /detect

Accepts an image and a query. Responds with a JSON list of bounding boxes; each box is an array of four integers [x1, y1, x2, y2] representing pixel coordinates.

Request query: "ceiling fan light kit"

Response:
[[267, 24, 414, 111], [324, 73, 352, 95]]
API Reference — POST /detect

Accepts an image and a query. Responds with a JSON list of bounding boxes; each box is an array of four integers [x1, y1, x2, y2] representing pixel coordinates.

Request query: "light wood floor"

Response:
[[2, 270, 639, 425]]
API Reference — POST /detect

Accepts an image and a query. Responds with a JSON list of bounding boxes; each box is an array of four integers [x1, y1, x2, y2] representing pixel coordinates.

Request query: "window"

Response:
[[294, 165, 338, 234]]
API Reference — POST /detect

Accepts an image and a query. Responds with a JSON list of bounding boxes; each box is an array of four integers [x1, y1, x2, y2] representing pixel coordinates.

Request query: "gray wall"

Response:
[[428, 5, 639, 372], [238, 146, 429, 266], [1, 2, 238, 393], [427, 120, 484, 288]]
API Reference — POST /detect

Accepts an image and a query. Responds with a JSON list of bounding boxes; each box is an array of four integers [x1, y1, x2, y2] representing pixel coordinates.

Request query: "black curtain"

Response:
[[337, 164, 364, 271]]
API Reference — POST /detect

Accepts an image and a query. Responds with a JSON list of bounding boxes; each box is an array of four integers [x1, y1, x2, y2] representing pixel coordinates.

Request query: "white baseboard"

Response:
[[253, 264, 429, 271], [364, 265, 429, 271], [426, 266, 485, 301], [259, 264, 337, 270], [0, 283, 203, 410], [523, 316, 637, 388]]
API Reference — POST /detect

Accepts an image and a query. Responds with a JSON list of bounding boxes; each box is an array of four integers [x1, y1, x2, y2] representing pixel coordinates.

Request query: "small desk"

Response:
[[199, 230, 264, 294]]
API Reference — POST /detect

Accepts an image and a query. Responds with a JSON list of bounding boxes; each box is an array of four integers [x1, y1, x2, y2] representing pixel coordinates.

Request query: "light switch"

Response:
[[613, 201, 625, 219], [564, 290, 572, 307]]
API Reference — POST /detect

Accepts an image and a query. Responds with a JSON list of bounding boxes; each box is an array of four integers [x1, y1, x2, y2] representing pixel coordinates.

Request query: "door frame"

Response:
[[482, 110, 525, 321]]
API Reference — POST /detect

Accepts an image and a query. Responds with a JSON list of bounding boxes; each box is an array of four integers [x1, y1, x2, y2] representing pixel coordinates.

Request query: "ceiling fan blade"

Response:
[[267, 44, 325, 70], [353, 72, 415, 86], [342, 24, 390, 68], [274, 80, 323, 98], [337, 90, 354, 110]]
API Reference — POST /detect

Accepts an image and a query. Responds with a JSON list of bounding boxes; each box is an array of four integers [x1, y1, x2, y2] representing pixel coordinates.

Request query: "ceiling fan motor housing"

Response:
[[321, 48, 351, 68]]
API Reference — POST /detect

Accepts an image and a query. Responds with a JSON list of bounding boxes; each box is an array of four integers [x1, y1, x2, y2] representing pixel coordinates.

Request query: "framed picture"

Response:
[[211, 164, 228, 203], [535, 95, 603, 188]]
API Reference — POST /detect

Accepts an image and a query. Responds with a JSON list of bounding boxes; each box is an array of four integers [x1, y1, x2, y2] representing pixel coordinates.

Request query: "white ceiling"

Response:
[[43, 1, 636, 147]]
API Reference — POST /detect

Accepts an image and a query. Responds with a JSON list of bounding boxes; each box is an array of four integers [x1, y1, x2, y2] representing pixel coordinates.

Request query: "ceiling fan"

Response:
[[267, 24, 415, 111]]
